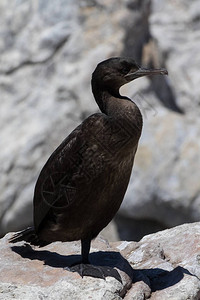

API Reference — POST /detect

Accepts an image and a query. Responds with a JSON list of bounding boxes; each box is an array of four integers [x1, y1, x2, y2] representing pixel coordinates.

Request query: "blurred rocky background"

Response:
[[0, 0, 200, 241]]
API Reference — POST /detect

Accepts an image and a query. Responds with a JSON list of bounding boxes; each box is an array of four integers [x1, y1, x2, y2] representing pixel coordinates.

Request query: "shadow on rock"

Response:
[[11, 244, 194, 291], [132, 266, 196, 292], [11, 244, 130, 282]]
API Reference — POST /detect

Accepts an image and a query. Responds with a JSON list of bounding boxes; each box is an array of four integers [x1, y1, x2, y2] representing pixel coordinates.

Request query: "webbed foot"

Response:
[[65, 263, 121, 282]]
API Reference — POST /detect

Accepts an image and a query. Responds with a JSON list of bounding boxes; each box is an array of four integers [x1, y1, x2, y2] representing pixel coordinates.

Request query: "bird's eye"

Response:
[[121, 66, 130, 74]]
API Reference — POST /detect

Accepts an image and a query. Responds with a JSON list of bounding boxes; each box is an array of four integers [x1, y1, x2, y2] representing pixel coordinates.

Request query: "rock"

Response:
[[1, 222, 200, 299], [1, 0, 200, 243], [150, 0, 200, 112], [123, 222, 200, 299], [116, 0, 200, 240], [118, 109, 200, 240], [0, 0, 127, 236], [0, 234, 132, 300]]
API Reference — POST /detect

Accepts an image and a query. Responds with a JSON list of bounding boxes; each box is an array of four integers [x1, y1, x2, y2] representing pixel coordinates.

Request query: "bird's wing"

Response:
[[33, 113, 108, 231]]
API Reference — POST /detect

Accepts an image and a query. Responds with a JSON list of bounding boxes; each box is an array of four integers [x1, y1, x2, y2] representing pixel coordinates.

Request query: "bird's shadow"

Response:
[[11, 244, 194, 291]]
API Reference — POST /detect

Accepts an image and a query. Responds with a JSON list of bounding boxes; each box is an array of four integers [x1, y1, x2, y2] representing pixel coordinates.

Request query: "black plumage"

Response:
[[9, 57, 167, 264]]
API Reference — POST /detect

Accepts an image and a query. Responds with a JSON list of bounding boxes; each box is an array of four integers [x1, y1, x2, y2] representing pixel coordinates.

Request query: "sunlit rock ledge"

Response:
[[1, 222, 200, 299]]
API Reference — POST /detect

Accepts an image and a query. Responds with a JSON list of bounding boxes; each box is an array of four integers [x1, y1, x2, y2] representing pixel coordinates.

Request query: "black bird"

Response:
[[9, 57, 167, 265]]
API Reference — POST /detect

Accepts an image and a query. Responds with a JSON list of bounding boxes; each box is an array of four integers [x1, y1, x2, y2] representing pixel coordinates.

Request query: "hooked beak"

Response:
[[125, 67, 168, 81]]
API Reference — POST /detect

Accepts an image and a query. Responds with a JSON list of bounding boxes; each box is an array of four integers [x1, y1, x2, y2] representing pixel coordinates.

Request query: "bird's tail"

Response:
[[9, 227, 48, 247]]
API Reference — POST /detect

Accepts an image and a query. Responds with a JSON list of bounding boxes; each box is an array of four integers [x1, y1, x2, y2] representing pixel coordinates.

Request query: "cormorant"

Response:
[[9, 57, 167, 265]]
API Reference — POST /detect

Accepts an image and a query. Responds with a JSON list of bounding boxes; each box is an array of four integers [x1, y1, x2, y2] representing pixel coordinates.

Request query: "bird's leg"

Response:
[[68, 238, 105, 279], [64, 239, 91, 269], [65, 238, 121, 280], [81, 238, 91, 264]]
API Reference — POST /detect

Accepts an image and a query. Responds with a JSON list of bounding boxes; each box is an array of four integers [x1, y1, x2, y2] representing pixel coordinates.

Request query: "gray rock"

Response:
[[0, 234, 132, 300], [119, 110, 200, 235], [150, 0, 200, 112], [116, 0, 200, 240], [118, 222, 200, 299], [0, 0, 126, 236], [0, 0, 200, 242], [1, 222, 200, 299]]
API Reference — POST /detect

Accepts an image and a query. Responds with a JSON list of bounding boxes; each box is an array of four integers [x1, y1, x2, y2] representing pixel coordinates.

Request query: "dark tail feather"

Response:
[[9, 227, 49, 247]]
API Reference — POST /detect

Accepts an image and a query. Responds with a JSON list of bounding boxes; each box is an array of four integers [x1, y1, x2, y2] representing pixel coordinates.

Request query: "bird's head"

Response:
[[92, 57, 168, 96]]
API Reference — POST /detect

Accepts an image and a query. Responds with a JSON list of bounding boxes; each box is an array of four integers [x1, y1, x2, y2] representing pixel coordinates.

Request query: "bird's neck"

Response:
[[92, 84, 142, 118], [92, 87, 143, 137], [92, 84, 119, 114]]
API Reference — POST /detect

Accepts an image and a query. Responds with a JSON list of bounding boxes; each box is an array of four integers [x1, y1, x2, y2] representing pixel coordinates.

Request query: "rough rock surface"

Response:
[[1, 0, 200, 240], [0, 0, 127, 236], [1, 223, 200, 299], [118, 0, 200, 240]]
